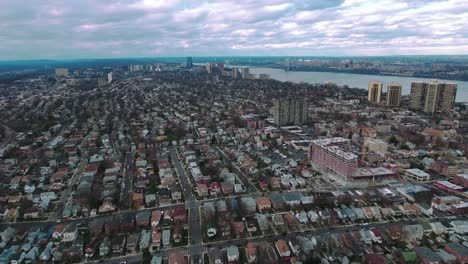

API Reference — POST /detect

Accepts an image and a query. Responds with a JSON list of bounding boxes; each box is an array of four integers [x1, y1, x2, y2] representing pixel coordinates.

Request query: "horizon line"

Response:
[[2, 54, 468, 63]]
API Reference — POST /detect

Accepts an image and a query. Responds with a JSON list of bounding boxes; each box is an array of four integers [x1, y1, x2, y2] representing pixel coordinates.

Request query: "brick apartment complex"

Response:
[[310, 137, 358, 178]]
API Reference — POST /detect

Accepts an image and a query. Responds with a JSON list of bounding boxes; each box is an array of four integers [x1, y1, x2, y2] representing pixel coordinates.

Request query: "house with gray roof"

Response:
[[256, 214, 269, 231], [415, 247, 442, 263], [139, 230, 151, 249], [240, 197, 256, 216]]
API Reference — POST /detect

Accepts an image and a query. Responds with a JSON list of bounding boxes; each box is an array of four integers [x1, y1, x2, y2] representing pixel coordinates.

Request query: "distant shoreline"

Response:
[[238, 65, 468, 82]]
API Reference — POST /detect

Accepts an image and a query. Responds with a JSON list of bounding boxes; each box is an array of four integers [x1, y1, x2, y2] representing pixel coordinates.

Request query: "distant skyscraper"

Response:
[[259, 74, 270, 80], [218, 63, 224, 72], [368, 81, 382, 103], [410, 80, 457, 114], [386, 82, 402, 107], [186, 57, 193, 68], [273, 98, 308, 126], [145, 65, 153, 71], [206, 63, 213, 74], [97, 76, 107, 87], [55, 68, 69, 77], [129, 64, 143, 72], [241, 67, 249, 79], [107, 72, 113, 84], [232, 67, 240, 78]]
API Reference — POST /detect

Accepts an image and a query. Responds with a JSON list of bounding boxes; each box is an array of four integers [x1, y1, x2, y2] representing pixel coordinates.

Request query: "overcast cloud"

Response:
[[1, 0, 468, 59]]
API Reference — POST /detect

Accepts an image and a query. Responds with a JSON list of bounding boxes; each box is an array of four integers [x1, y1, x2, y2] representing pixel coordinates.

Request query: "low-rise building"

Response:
[[275, 239, 291, 258], [405, 168, 430, 182]]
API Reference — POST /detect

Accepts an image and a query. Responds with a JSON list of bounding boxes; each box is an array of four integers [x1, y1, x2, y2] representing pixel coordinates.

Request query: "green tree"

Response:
[[389, 135, 399, 146], [210, 135, 217, 145], [400, 143, 410, 150], [142, 248, 151, 264]]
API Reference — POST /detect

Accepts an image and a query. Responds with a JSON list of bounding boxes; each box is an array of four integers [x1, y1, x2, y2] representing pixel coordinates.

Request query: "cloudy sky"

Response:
[[1, 0, 468, 60]]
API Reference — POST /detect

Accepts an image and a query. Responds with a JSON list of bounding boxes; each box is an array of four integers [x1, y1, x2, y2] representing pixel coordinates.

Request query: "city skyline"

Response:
[[1, 0, 468, 60]]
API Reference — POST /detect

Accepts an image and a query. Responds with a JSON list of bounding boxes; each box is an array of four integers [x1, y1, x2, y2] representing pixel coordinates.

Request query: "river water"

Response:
[[249, 67, 468, 102]]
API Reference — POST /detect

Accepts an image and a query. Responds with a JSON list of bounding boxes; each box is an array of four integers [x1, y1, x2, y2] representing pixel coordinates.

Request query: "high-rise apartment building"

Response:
[[368, 81, 382, 103], [218, 63, 224, 72], [231, 67, 240, 78], [386, 82, 402, 107], [259, 74, 270, 80], [107, 72, 113, 84], [55, 68, 69, 77], [242, 68, 250, 79], [273, 98, 308, 126], [97, 76, 107, 87], [410, 80, 457, 113], [186, 57, 193, 68], [98, 72, 113, 87], [229, 67, 251, 79], [129, 64, 143, 72], [206, 63, 213, 74], [309, 137, 358, 178]]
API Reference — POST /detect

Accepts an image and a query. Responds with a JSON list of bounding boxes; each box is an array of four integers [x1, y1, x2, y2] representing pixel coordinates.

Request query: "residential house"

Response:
[[444, 242, 468, 263], [283, 192, 302, 208], [139, 230, 151, 250], [151, 210, 162, 227], [240, 197, 257, 216], [275, 239, 291, 258], [168, 251, 186, 264], [171, 187, 182, 201], [233, 221, 245, 238], [272, 214, 285, 227], [227, 245, 239, 263], [126, 233, 139, 254], [245, 243, 257, 263], [208, 248, 223, 264], [111, 235, 126, 255], [99, 237, 110, 257], [403, 225, 424, 241], [256, 214, 269, 231], [174, 204, 186, 224], [221, 182, 234, 196], [52, 225, 65, 240], [151, 255, 163, 264], [216, 200, 227, 213], [119, 213, 135, 233], [85, 238, 100, 258], [88, 218, 105, 236], [270, 194, 285, 211], [136, 211, 151, 227], [162, 229, 171, 247], [133, 192, 144, 208], [98, 201, 116, 213], [256, 197, 272, 212], [173, 225, 182, 243], [196, 183, 209, 197], [39, 242, 54, 262], [307, 210, 320, 223], [415, 246, 442, 264], [435, 249, 457, 264], [151, 230, 161, 251]]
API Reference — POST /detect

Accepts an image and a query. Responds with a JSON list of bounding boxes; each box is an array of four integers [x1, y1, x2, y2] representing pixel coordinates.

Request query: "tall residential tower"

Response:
[[368, 81, 383, 104], [410, 80, 457, 114], [386, 82, 402, 107], [186, 57, 193, 68], [273, 98, 308, 126]]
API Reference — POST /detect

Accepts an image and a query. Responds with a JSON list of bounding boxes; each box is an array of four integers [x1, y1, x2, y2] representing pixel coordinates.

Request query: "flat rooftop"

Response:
[[406, 168, 430, 178], [312, 137, 350, 146], [353, 167, 395, 177]]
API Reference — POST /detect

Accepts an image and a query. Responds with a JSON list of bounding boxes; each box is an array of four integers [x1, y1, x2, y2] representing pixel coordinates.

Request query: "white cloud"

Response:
[[0, 0, 466, 59]]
